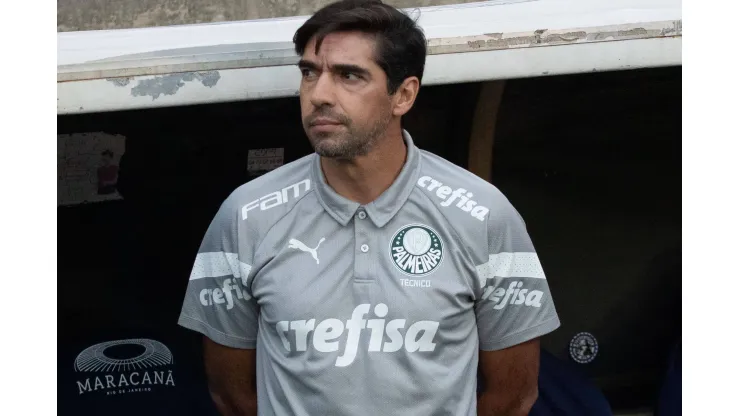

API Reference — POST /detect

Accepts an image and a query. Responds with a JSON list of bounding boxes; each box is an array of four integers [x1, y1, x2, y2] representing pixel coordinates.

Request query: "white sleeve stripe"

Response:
[[476, 252, 546, 288], [189, 252, 253, 284]]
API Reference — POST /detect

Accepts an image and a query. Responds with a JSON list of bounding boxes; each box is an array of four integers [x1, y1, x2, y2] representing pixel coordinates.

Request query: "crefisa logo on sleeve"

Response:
[[74, 339, 176, 396]]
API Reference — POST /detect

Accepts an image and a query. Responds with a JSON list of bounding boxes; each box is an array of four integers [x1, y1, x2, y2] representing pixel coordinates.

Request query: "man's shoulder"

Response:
[[220, 153, 316, 224], [416, 150, 514, 224]]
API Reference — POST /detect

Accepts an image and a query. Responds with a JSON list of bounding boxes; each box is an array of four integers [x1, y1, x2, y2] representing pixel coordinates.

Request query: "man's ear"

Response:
[[392, 77, 421, 117]]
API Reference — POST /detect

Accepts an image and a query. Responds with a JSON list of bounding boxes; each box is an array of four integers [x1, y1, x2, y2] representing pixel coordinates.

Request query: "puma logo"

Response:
[[288, 237, 326, 264]]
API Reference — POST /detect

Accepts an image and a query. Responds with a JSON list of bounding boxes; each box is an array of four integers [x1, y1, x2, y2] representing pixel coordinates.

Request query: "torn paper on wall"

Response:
[[248, 148, 284, 174], [58, 132, 126, 206]]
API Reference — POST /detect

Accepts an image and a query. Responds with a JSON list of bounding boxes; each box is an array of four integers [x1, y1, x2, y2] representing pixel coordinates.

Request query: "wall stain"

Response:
[[660, 21, 682, 36], [588, 28, 660, 41], [457, 23, 680, 53], [107, 77, 132, 87], [484, 33, 503, 39], [543, 31, 587, 43], [57, 0, 485, 32], [130, 71, 221, 100]]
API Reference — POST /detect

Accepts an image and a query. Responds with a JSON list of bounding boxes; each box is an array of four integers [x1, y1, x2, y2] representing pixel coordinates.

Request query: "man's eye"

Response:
[[341, 72, 361, 81], [301, 69, 317, 79]]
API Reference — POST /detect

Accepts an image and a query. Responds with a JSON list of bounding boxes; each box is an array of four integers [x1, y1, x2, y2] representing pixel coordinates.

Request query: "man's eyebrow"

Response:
[[331, 64, 371, 77], [297, 59, 319, 70], [297, 60, 371, 77]]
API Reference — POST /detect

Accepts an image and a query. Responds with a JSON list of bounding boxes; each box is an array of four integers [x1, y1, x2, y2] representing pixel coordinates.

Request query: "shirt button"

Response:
[[357, 211, 367, 220], [360, 244, 369, 253]]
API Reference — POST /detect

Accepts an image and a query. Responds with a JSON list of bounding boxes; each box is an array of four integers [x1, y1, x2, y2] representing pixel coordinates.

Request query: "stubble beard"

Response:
[[306, 111, 392, 160]]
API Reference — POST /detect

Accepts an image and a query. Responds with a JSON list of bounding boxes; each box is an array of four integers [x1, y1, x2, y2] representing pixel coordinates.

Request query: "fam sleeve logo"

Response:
[[390, 224, 443, 276], [74, 338, 176, 396]]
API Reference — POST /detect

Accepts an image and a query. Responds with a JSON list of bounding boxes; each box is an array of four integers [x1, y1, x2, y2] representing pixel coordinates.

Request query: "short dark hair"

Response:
[[293, 0, 427, 94]]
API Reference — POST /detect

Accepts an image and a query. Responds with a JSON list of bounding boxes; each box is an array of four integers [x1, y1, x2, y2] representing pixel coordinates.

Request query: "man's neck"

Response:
[[320, 128, 408, 205]]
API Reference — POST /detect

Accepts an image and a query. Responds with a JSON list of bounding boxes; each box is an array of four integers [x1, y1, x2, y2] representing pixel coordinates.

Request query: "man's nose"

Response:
[[309, 73, 336, 108]]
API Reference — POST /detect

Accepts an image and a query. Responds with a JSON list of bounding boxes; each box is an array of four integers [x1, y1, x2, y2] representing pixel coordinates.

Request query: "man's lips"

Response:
[[310, 118, 342, 126]]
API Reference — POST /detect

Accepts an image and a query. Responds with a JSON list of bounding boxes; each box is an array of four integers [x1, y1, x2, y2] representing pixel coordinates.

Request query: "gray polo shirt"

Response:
[[179, 131, 560, 416]]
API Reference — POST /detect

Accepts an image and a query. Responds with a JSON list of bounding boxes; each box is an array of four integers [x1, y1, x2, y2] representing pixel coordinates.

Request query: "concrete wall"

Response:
[[57, 0, 479, 32]]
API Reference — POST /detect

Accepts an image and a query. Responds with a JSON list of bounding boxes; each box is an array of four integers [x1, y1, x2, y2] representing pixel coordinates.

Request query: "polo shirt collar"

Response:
[[311, 130, 421, 228]]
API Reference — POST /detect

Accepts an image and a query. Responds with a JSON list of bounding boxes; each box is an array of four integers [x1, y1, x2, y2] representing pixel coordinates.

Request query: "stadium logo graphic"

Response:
[[390, 224, 443, 276], [74, 338, 175, 396], [569, 332, 599, 364]]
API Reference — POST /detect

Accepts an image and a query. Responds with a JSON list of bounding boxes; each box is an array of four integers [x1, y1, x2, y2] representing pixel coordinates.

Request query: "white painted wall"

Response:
[[57, 0, 682, 114]]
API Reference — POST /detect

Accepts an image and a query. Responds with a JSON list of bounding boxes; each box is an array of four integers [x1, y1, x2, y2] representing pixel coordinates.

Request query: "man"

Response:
[[178, 1, 560, 415]]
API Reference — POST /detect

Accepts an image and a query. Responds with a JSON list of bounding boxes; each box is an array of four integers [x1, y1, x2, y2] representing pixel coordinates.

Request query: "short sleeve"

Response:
[[475, 199, 560, 351], [178, 198, 259, 349]]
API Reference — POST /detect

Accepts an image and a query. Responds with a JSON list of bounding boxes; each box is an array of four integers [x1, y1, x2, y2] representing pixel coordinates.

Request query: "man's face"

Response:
[[299, 31, 394, 159]]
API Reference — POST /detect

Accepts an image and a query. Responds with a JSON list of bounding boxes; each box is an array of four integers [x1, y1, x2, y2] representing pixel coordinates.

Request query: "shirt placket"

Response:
[[353, 207, 374, 282]]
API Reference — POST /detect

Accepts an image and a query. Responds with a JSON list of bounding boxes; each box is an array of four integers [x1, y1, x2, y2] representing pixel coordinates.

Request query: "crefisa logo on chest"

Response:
[[390, 224, 443, 278]]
